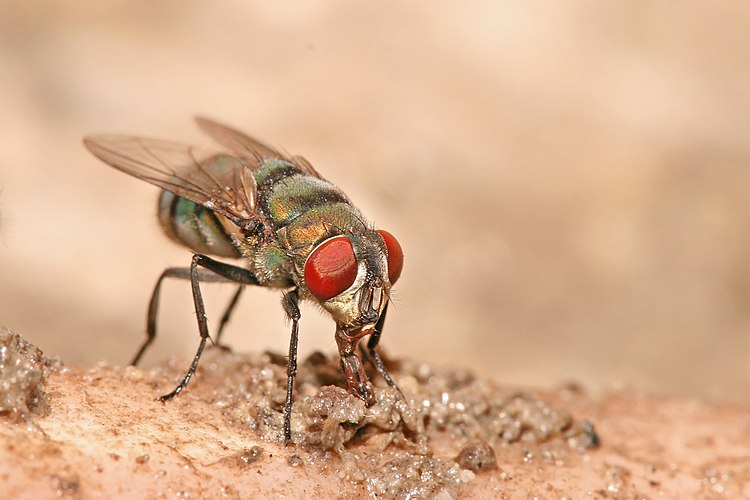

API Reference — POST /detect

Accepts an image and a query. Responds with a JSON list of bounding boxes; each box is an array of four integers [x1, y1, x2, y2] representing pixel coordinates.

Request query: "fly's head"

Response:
[[303, 229, 403, 403], [304, 229, 402, 330]]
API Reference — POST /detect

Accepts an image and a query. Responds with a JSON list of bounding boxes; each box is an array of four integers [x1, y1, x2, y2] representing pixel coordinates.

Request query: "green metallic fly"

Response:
[[84, 118, 404, 442]]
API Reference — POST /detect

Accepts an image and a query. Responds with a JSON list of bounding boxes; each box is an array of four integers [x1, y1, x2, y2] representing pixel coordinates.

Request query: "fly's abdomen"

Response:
[[158, 190, 242, 258]]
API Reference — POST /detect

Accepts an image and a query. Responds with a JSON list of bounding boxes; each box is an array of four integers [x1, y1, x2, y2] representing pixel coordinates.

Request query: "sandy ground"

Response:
[[1, 329, 749, 499]]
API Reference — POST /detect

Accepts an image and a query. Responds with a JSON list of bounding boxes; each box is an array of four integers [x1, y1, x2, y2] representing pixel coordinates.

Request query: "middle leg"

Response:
[[158, 254, 260, 401]]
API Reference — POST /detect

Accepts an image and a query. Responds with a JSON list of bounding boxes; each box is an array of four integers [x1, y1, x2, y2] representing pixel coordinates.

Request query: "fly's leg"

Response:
[[132, 266, 239, 366], [281, 289, 301, 444], [214, 285, 245, 346], [132, 266, 255, 366], [152, 254, 260, 401], [361, 302, 401, 391], [132, 267, 187, 366]]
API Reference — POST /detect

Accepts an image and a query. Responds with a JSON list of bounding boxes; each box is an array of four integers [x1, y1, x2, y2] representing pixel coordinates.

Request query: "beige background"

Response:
[[0, 1, 747, 403]]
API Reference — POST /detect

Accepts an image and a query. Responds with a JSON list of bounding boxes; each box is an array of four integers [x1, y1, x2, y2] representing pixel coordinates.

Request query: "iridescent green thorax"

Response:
[[278, 203, 367, 268], [254, 160, 369, 272], [255, 160, 349, 225], [266, 176, 349, 227]]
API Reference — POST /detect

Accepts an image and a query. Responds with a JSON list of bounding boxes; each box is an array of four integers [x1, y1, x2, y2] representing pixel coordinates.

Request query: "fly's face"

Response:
[[304, 229, 403, 335]]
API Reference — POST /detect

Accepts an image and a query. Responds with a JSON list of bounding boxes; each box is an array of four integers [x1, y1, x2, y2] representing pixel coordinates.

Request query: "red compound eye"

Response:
[[378, 230, 403, 284], [305, 236, 358, 300]]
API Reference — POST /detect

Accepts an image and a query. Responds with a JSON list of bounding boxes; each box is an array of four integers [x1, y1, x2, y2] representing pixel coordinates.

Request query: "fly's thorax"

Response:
[[265, 176, 348, 228], [253, 158, 299, 187], [158, 190, 242, 259], [254, 159, 351, 231], [277, 203, 369, 268]]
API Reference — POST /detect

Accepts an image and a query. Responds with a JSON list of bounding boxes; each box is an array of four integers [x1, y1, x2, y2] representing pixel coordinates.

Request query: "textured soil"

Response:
[[1, 329, 748, 499]]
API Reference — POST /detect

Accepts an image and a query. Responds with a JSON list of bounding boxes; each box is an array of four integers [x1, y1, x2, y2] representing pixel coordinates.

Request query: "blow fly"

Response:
[[83, 118, 404, 442]]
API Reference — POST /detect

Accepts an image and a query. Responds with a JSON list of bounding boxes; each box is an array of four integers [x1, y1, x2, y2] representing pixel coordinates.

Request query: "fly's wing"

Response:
[[83, 135, 258, 228], [194, 116, 323, 178]]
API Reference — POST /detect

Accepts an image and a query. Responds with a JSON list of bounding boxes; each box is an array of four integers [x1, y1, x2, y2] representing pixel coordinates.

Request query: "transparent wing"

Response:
[[194, 116, 322, 178], [83, 135, 257, 226]]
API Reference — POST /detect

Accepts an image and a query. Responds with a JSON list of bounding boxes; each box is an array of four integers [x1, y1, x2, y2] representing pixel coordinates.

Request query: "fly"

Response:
[[83, 117, 404, 442]]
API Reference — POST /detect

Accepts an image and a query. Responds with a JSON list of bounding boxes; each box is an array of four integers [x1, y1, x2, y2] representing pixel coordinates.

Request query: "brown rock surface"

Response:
[[1, 344, 747, 499]]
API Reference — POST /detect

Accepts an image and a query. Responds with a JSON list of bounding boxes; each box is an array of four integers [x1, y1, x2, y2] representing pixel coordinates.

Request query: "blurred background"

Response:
[[0, 1, 747, 403]]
